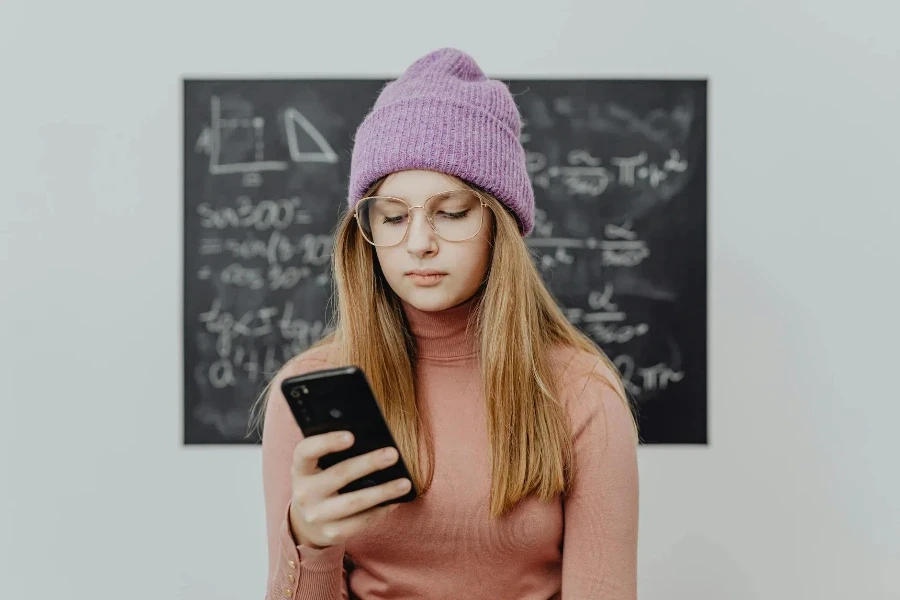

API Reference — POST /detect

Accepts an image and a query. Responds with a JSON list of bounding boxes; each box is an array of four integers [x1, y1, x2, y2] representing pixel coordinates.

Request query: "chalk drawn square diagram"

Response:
[[182, 79, 707, 446], [198, 94, 340, 179]]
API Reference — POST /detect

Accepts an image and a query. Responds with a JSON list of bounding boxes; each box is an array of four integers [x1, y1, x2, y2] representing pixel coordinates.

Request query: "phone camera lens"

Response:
[[289, 388, 301, 399], [329, 408, 343, 419]]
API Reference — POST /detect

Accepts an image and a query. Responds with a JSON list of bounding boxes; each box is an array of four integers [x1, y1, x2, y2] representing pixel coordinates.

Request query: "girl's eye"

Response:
[[438, 210, 469, 220], [382, 215, 406, 225]]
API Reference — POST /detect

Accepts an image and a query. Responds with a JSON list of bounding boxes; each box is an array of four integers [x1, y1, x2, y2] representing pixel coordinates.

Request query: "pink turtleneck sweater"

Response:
[[260, 296, 639, 599]]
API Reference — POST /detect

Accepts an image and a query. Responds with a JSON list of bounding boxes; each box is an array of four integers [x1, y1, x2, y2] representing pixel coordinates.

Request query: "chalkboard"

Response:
[[183, 78, 707, 445]]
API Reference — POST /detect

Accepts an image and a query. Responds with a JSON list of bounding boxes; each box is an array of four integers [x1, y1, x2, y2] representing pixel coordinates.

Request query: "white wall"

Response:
[[2, 1, 898, 599]]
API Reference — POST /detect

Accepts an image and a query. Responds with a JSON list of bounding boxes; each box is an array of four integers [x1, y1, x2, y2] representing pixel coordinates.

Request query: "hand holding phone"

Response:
[[287, 430, 412, 549], [280, 366, 417, 549]]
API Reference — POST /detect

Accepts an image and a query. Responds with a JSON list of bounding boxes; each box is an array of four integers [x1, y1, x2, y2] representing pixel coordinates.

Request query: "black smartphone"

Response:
[[280, 365, 417, 505]]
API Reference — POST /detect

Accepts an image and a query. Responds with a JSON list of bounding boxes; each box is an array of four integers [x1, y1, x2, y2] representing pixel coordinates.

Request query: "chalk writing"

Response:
[[530, 148, 688, 197], [195, 299, 331, 389], [615, 355, 685, 396], [564, 283, 684, 395], [197, 196, 312, 231], [199, 231, 331, 267], [526, 212, 649, 271]]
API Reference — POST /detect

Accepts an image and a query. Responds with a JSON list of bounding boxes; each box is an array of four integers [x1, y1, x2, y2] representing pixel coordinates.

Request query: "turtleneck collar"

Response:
[[400, 291, 482, 360]]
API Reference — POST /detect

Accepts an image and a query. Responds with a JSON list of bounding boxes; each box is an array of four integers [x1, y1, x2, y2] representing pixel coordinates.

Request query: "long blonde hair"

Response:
[[251, 177, 638, 517]]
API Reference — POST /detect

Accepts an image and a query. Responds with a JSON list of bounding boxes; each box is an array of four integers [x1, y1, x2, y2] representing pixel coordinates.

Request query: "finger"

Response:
[[304, 477, 412, 524], [310, 503, 399, 547], [292, 431, 354, 476], [321, 446, 400, 494]]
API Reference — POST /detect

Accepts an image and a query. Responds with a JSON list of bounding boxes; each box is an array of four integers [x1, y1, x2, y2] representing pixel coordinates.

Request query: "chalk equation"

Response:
[[197, 195, 313, 231], [196, 262, 329, 291], [614, 355, 684, 396], [526, 210, 649, 271], [196, 226, 331, 291], [527, 148, 688, 198], [567, 283, 684, 396], [198, 231, 331, 266], [520, 90, 696, 204], [565, 283, 649, 344], [194, 193, 332, 292], [195, 299, 331, 389]]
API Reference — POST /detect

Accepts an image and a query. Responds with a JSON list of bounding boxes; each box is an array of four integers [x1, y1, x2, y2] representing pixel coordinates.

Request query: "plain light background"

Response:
[[1, 1, 898, 599]]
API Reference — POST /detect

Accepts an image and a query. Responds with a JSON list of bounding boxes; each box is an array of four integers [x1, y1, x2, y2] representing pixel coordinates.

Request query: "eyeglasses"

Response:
[[354, 189, 489, 247]]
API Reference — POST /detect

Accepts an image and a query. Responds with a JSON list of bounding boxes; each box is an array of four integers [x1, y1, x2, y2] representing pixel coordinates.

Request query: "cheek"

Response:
[[456, 214, 493, 284], [472, 216, 494, 276], [458, 239, 492, 284], [374, 247, 402, 280]]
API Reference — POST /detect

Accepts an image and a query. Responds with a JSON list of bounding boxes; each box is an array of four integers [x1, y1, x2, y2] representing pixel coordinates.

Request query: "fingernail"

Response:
[[341, 432, 353, 444]]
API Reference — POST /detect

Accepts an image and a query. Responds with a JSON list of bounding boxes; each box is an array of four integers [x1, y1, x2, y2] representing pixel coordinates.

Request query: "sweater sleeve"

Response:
[[262, 358, 350, 600], [560, 358, 640, 600]]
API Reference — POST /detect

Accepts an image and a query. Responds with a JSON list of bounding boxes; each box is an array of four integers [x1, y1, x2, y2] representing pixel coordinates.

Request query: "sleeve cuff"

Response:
[[270, 510, 302, 598], [297, 543, 347, 572], [272, 500, 347, 599]]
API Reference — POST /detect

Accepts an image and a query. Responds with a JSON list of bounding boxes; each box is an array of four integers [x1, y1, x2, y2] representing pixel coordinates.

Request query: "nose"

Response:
[[405, 208, 438, 257]]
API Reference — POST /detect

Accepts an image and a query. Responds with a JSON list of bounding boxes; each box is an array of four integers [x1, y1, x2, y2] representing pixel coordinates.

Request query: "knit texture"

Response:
[[348, 47, 535, 236], [261, 296, 640, 599]]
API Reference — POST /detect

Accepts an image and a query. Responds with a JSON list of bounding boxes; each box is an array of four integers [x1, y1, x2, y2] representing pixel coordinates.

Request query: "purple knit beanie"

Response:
[[348, 47, 535, 236]]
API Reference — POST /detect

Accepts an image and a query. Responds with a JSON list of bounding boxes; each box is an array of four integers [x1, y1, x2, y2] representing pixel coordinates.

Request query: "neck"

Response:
[[400, 292, 482, 360]]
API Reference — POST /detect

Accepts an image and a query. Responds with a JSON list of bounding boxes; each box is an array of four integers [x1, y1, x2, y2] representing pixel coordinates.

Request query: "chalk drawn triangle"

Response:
[[285, 108, 338, 163]]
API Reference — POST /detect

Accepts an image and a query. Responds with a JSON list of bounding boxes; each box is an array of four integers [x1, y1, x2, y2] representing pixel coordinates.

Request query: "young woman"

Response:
[[253, 47, 640, 600]]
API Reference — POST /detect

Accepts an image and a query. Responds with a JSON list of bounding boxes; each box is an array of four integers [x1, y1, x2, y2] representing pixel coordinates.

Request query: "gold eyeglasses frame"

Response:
[[353, 189, 490, 248]]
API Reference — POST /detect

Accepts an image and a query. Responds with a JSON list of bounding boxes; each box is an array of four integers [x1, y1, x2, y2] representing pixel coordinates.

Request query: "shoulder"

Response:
[[270, 339, 340, 389], [550, 346, 639, 503], [261, 340, 340, 428], [548, 344, 638, 446], [548, 344, 622, 404]]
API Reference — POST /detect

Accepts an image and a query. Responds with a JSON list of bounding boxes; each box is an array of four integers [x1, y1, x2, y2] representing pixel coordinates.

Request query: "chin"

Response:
[[398, 286, 464, 312]]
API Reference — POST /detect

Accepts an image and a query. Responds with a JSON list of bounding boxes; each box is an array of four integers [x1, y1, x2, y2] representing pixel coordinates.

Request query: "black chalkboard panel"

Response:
[[183, 78, 707, 445]]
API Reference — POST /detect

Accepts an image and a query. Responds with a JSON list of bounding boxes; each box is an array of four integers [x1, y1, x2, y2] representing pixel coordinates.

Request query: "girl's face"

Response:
[[370, 170, 493, 312]]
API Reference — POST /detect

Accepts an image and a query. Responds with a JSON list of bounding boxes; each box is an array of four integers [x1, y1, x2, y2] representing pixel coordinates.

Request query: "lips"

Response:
[[405, 269, 447, 286]]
